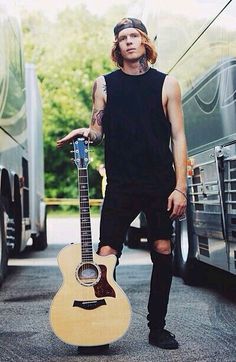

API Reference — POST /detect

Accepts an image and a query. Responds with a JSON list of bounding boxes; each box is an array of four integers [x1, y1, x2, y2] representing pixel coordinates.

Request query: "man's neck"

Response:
[[122, 55, 149, 75]]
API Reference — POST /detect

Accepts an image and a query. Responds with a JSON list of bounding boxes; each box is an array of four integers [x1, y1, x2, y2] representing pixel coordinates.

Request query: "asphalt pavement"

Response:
[[0, 216, 235, 362]]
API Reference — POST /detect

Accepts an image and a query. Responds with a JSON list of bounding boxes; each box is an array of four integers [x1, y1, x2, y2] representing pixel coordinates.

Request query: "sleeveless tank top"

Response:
[[103, 68, 175, 189]]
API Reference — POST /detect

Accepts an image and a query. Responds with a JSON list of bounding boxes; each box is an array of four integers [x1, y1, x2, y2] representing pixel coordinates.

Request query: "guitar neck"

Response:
[[78, 168, 93, 262]]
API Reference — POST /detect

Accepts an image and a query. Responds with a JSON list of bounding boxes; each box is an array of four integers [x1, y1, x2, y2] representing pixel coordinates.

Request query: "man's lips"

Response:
[[127, 48, 136, 52]]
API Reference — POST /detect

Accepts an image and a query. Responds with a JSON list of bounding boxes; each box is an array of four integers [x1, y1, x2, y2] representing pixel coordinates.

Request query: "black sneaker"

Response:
[[149, 329, 179, 350]]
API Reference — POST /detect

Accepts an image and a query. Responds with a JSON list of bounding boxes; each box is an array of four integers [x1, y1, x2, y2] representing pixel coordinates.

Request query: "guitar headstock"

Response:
[[72, 137, 89, 169]]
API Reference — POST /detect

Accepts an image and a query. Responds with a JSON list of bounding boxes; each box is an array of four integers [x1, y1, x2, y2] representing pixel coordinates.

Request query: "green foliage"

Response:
[[21, 4, 130, 198]]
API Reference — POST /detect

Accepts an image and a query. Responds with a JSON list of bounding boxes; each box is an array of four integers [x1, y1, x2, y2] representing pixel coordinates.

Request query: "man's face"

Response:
[[117, 28, 146, 63]]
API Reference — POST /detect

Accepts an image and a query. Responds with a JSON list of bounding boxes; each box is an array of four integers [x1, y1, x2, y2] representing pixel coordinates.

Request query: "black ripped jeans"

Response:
[[98, 183, 174, 330], [147, 251, 173, 331]]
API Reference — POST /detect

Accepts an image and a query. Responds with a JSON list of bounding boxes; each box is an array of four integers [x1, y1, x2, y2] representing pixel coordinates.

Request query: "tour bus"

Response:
[[0, 2, 46, 285], [127, 0, 236, 283]]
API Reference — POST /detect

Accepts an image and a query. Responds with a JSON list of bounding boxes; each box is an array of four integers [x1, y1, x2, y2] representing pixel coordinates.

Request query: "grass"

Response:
[[47, 206, 101, 217]]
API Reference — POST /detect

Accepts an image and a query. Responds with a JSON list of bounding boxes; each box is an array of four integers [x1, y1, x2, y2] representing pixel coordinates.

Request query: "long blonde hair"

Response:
[[111, 29, 157, 68]]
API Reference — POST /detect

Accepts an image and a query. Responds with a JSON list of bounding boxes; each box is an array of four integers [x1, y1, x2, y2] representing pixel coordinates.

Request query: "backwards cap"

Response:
[[114, 18, 148, 37]]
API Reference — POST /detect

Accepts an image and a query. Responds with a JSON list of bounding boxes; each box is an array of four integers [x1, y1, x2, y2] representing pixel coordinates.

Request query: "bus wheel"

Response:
[[125, 227, 142, 249], [174, 219, 200, 285], [0, 206, 9, 286], [32, 212, 47, 251]]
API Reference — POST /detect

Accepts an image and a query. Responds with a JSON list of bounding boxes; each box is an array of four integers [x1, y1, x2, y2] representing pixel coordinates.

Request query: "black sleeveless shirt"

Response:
[[103, 68, 175, 189]]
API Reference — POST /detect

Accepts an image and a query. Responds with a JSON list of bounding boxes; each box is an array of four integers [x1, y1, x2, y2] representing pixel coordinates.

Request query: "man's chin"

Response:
[[124, 56, 140, 63]]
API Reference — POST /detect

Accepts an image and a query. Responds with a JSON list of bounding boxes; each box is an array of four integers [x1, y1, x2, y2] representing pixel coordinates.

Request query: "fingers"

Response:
[[83, 129, 90, 138], [56, 128, 90, 148], [168, 190, 187, 220], [56, 135, 70, 148], [56, 130, 76, 148], [170, 204, 186, 220]]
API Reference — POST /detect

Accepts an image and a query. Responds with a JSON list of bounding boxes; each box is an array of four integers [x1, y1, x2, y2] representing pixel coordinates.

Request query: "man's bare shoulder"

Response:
[[164, 75, 180, 88], [163, 75, 181, 98], [92, 76, 107, 103], [93, 76, 106, 101], [95, 75, 105, 85]]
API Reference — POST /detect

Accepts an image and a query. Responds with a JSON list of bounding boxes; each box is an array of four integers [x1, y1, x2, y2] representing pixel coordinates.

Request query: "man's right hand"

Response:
[[56, 128, 90, 148]]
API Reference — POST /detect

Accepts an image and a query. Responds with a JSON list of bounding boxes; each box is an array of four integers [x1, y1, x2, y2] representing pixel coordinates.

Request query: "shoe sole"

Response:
[[149, 339, 179, 350]]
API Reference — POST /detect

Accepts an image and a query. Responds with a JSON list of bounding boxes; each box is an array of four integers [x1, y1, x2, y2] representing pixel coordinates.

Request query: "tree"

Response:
[[21, 4, 129, 199]]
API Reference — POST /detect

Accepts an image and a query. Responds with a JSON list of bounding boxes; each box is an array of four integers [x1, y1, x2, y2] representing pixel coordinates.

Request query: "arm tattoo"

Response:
[[138, 54, 149, 74], [91, 109, 104, 126], [92, 81, 97, 103]]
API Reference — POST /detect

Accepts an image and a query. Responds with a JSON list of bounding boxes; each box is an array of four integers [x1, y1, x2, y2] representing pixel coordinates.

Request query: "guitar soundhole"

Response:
[[76, 263, 101, 286]]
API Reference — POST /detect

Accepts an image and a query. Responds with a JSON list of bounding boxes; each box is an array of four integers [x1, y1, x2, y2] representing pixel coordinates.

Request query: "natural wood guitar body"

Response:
[[50, 243, 131, 346]]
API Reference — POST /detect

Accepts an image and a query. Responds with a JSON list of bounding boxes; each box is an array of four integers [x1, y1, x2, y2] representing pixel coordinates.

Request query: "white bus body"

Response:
[[0, 1, 47, 285]]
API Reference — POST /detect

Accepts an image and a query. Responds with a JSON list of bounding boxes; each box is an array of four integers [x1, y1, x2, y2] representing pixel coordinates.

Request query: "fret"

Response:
[[82, 241, 92, 246]]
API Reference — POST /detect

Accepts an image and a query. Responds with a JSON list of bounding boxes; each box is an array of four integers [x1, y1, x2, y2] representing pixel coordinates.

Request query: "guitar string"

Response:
[[80, 169, 89, 297], [78, 167, 95, 295]]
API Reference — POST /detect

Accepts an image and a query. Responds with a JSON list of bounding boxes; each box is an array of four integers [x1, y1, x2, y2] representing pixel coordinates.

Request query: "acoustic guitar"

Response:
[[50, 137, 131, 346]]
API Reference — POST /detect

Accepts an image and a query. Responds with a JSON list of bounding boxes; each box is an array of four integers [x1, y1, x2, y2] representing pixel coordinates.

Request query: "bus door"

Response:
[[189, 147, 229, 272], [220, 141, 236, 275]]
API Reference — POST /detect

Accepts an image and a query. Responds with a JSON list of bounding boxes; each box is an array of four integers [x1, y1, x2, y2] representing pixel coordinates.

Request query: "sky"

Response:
[[16, 0, 235, 31], [17, 0, 225, 20], [17, 0, 136, 19]]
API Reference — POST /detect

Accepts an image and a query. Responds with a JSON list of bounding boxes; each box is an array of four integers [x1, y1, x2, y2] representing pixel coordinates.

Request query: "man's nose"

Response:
[[126, 36, 133, 45]]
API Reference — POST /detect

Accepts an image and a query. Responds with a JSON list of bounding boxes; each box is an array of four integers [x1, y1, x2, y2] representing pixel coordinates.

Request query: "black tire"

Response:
[[174, 218, 201, 285], [32, 211, 47, 251], [125, 227, 142, 249], [0, 206, 9, 286]]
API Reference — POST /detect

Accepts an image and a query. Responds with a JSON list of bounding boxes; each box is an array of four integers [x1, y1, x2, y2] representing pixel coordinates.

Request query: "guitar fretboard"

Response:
[[78, 169, 93, 262]]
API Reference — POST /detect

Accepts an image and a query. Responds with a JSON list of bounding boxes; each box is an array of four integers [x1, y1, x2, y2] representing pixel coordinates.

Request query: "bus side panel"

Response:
[[222, 142, 236, 275], [25, 64, 45, 237], [188, 149, 229, 272]]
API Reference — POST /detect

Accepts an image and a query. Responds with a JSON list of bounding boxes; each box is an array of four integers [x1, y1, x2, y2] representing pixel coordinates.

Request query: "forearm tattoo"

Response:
[[91, 109, 104, 126], [139, 54, 149, 74]]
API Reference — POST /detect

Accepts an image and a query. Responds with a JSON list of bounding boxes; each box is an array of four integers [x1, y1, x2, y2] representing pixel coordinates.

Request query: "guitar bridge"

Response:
[[73, 299, 106, 310]]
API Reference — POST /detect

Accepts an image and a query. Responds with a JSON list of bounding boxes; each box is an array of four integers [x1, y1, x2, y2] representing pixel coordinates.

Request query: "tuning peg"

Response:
[[70, 150, 75, 153]]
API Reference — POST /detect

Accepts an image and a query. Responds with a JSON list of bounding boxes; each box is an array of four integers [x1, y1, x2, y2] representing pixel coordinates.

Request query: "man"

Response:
[[57, 17, 187, 350]]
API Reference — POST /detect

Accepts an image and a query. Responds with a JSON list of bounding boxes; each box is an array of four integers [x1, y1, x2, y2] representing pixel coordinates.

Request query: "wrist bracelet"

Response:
[[174, 188, 187, 200]]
